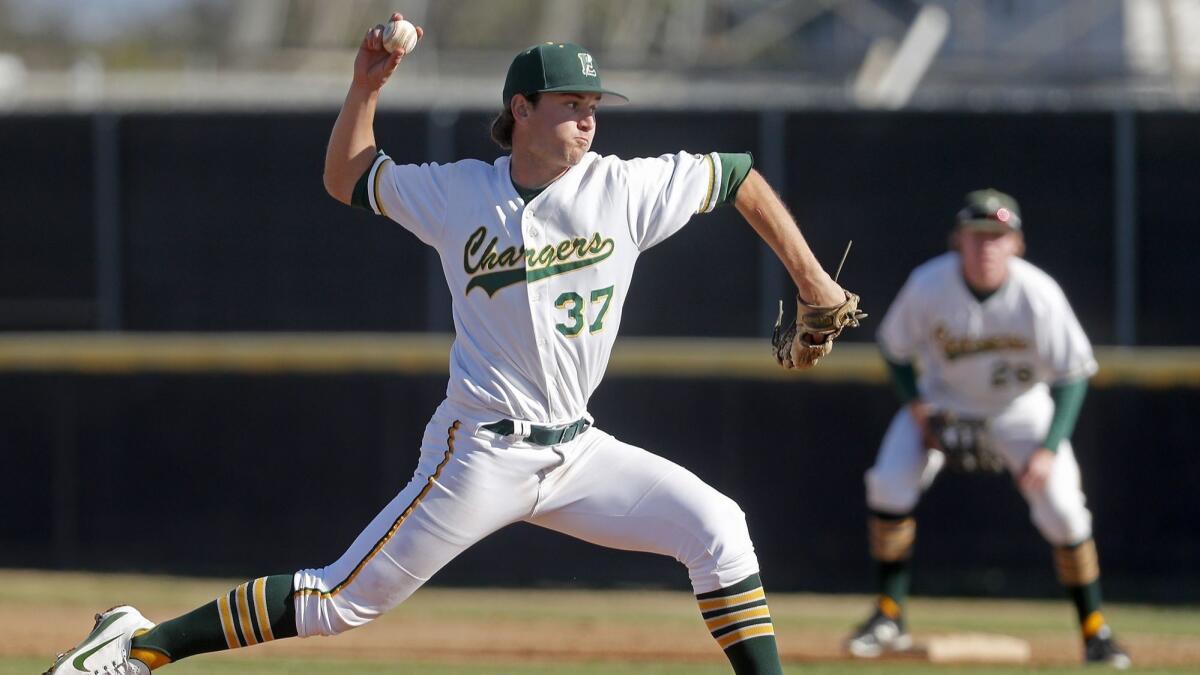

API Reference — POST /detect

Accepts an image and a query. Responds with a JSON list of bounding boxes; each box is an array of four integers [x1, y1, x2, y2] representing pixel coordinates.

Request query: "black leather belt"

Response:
[[482, 417, 590, 446]]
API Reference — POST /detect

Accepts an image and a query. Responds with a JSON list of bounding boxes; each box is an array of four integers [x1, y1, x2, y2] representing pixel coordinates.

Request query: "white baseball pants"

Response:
[[293, 399, 759, 637], [865, 406, 1093, 547]]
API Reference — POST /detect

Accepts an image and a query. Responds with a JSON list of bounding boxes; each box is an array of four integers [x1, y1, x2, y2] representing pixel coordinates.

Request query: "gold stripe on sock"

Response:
[[216, 593, 241, 649], [129, 648, 172, 670], [697, 587, 766, 613], [704, 605, 772, 633], [878, 595, 902, 620], [716, 622, 776, 649], [252, 577, 275, 642], [869, 516, 916, 562], [1082, 610, 1106, 639], [235, 582, 258, 646], [1055, 539, 1100, 586]]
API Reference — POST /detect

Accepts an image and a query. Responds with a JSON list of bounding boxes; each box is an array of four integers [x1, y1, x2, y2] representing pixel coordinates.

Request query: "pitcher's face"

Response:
[[518, 92, 599, 169]]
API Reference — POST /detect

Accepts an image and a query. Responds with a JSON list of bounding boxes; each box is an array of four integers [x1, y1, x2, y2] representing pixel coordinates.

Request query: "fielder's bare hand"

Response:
[[353, 12, 423, 92], [907, 400, 938, 450], [1017, 447, 1055, 493]]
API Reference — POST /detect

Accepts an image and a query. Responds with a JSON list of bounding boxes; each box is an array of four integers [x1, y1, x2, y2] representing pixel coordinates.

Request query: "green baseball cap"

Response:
[[502, 42, 628, 106], [956, 188, 1022, 232]]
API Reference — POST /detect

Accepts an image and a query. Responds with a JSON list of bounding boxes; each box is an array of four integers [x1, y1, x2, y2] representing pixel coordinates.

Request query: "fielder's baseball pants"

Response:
[[865, 406, 1093, 547]]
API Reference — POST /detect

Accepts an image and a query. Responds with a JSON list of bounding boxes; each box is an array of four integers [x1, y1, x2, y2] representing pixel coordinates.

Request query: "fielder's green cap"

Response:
[[502, 42, 628, 106], [956, 188, 1022, 232]]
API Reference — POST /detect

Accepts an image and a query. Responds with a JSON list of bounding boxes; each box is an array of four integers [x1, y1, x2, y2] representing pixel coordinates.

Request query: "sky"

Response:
[[4, 0, 200, 43]]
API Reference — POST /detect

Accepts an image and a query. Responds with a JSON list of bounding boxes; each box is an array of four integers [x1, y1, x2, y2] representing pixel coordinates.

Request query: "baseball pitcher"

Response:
[[46, 13, 863, 675], [844, 189, 1130, 668]]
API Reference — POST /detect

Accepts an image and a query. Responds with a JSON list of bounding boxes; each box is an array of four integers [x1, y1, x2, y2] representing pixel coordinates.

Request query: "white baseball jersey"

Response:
[[364, 150, 725, 425], [877, 252, 1097, 419]]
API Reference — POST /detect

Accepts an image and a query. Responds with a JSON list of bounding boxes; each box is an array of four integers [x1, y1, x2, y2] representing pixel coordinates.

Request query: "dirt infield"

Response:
[[3, 570, 1198, 669]]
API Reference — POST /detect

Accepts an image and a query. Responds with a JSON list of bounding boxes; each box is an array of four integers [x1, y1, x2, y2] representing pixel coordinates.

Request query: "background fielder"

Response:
[[844, 189, 1131, 668], [45, 13, 856, 675]]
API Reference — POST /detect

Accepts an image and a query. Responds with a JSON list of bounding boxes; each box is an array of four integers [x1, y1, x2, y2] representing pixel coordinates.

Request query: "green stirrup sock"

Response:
[[697, 574, 783, 675], [1069, 580, 1106, 637], [869, 511, 915, 617], [1053, 540, 1107, 638], [129, 575, 297, 668], [878, 560, 912, 614]]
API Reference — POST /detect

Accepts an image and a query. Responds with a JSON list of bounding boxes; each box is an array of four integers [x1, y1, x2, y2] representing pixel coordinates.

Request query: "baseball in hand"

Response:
[[382, 18, 418, 55]]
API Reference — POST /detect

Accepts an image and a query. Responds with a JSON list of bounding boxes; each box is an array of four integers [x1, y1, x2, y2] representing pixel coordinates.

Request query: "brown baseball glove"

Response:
[[925, 412, 1005, 473], [771, 290, 866, 368]]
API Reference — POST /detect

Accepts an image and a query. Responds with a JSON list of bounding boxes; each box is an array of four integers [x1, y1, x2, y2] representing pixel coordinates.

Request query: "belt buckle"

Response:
[[559, 424, 576, 444], [560, 419, 588, 444]]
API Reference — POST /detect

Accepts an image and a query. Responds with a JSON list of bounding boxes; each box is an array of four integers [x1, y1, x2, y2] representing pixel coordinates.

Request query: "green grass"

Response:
[[7, 658, 732, 675], [6, 658, 733, 674], [5, 569, 1198, 674], [16, 648, 1200, 672]]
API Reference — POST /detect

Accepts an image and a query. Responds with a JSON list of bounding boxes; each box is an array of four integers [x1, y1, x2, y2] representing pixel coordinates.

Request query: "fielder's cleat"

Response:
[[1084, 626, 1131, 669], [845, 607, 912, 658], [44, 605, 155, 675]]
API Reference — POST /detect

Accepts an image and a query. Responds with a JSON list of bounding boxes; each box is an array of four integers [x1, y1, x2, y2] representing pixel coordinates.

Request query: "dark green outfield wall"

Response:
[[4, 110, 1200, 344], [3, 371, 1196, 603], [3, 108, 1198, 599]]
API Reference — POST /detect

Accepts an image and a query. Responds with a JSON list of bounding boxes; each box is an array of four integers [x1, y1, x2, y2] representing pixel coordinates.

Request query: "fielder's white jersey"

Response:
[[365, 150, 724, 424], [878, 252, 1097, 418]]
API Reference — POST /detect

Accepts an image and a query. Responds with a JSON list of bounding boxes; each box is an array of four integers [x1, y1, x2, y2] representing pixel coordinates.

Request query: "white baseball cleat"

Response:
[[44, 605, 155, 675], [1084, 625, 1132, 669], [845, 607, 913, 658]]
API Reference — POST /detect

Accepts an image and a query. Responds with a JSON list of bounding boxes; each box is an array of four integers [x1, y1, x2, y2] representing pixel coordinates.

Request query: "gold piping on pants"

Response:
[[294, 421, 461, 599]]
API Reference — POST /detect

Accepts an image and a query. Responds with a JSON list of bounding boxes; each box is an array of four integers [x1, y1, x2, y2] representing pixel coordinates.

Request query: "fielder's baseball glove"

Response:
[[771, 290, 866, 368], [925, 412, 1005, 473]]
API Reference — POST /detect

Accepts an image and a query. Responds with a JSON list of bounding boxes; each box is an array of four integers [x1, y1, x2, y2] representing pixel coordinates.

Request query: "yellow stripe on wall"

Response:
[[0, 333, 1197, 388]]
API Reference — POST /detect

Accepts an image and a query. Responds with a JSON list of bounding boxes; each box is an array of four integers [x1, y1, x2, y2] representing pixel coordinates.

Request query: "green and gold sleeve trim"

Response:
[[350, 150, 388, 212], [884, 357, 920, 405], [715, 152, 754, 207], [1044, 378, 1088, 452], [697, 152, 722, 214], [364, 151, 393, 217]]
